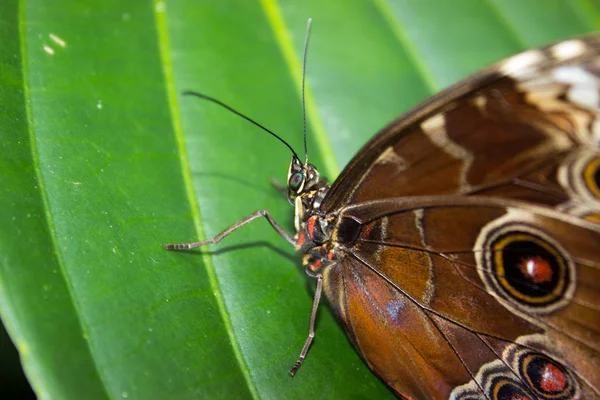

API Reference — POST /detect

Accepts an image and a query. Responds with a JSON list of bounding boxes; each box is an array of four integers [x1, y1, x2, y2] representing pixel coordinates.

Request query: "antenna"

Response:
[[183, 91, 300, 160], [301, 18, 312, 166]]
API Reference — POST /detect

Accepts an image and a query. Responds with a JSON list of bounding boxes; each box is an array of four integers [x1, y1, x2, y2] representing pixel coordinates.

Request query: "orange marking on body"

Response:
[[327, 251, 334, 261], [307, 215, 318, 239], [310, 259, 322, 271], [296, 231, 306, 248]]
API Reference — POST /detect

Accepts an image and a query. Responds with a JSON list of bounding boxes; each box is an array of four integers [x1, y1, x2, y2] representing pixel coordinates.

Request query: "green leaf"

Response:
[[1, 0, 598, 398]]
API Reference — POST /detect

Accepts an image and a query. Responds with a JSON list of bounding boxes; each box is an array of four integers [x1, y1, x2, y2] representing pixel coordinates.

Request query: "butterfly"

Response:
[[167, 31, 600, 399]]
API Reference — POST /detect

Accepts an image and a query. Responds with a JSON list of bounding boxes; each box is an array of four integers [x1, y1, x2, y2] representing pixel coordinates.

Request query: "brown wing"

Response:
[[324, 197, 600, 399], [321, 35, 600, 222]]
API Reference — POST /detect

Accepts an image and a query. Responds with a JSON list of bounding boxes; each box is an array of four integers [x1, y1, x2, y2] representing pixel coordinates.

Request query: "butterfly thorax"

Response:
[[286, 157, 339, 278]]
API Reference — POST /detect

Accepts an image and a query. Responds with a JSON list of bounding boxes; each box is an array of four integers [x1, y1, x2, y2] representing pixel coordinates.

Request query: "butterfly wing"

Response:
[[324, 198, 600, 399], [318, 36, 600, 399], [321, 36, 600, 221]]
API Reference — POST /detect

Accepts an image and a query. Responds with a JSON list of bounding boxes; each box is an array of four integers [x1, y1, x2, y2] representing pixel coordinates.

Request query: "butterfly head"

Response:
[[286, 156, 325, 203]]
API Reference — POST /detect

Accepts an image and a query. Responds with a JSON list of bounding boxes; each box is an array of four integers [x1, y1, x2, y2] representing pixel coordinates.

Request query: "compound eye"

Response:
[[288, 172, 304, 192]]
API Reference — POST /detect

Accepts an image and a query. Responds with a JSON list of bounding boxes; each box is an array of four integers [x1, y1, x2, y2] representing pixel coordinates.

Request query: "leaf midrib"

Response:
[[153, 1, 262, 399]]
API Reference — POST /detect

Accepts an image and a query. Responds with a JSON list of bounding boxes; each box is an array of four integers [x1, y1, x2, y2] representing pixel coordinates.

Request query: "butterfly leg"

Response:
[[165, 209, 295, 249], [289, 275, 323, 376]]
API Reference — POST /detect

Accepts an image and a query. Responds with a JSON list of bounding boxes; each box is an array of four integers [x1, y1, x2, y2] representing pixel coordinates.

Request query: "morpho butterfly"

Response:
[[167, 22, 600, 399]]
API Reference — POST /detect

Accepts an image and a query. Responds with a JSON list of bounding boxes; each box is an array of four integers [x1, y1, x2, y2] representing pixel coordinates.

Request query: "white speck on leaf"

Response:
[[155, 2, 165, 12], [43, 45, 54, 55], [49, 33, 66, 47], [97, 100, 103, 110]]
